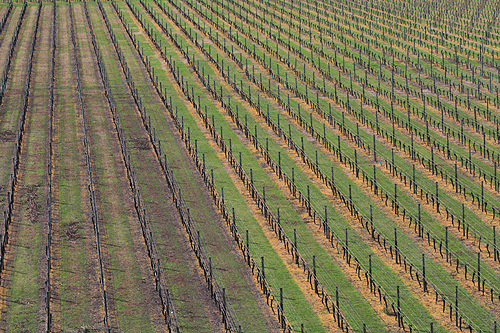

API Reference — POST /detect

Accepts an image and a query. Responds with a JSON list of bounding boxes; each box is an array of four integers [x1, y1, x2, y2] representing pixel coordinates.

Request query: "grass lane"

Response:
[[50, 3, 100, 330], [3, 3, 50, 332]]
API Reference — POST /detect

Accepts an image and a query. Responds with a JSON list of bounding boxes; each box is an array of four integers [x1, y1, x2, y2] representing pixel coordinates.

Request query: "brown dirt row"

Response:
[[84, 3, 173, 332], [0, 5, 37, 205], [73, 3, 118, 327], [6, 3, 52, 331], [73, 3, 155, 330], [47, 4, 66, 330], [0, 6, 7, 22]]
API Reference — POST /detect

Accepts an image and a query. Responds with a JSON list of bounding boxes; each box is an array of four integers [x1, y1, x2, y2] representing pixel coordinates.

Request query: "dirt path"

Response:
[[0, 6, 7, 26], [72, 3, 134, 330]]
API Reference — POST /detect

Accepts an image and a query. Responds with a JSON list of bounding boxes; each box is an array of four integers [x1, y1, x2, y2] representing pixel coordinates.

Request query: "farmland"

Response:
[[0, 0, 498, 332]]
